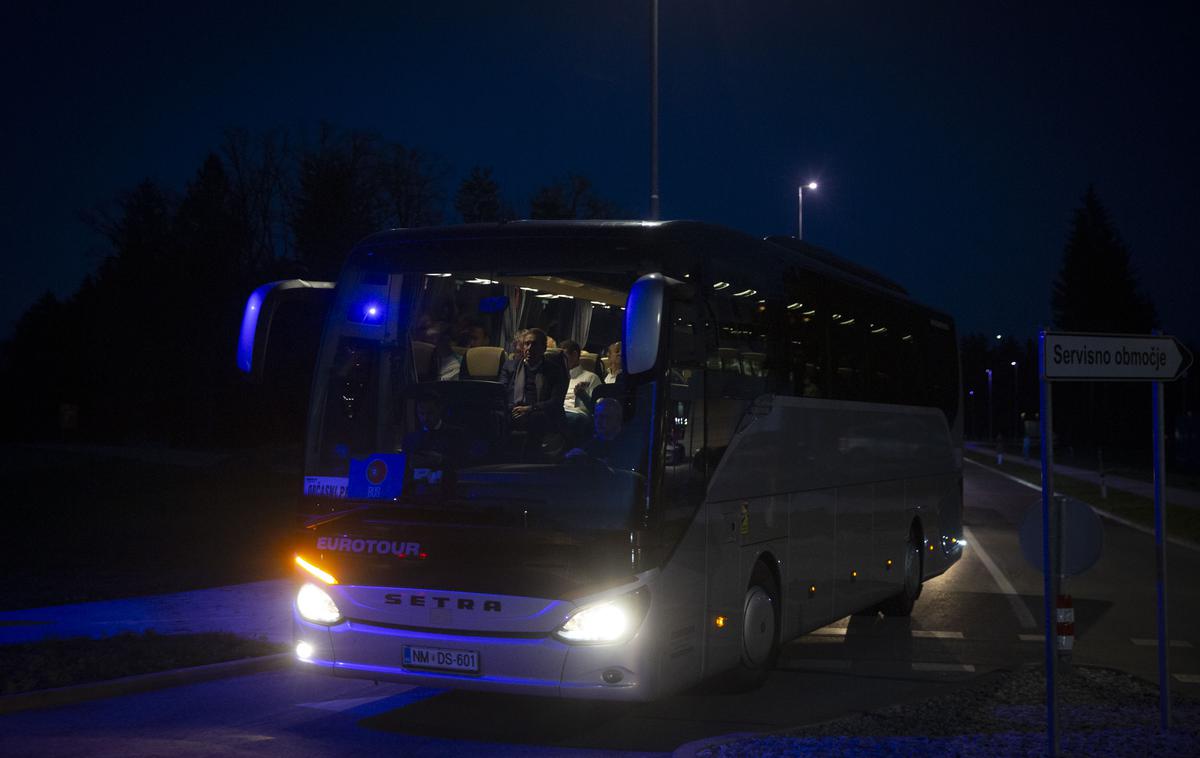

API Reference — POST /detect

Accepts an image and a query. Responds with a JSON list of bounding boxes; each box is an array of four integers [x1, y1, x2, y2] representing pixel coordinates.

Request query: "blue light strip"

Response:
[[236, 283, 275, 374]]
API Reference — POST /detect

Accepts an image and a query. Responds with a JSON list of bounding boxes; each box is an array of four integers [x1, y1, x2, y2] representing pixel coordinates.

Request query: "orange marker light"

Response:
[[295, 554, 338, 585], [714, 615, 727, 629]]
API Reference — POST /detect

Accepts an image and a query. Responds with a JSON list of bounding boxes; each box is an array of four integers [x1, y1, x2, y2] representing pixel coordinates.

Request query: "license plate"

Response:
[[402, 645, 480, 674]]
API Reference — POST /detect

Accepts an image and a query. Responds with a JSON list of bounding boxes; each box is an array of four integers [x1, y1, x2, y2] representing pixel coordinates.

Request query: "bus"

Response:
[[238, 220, 963, 700]]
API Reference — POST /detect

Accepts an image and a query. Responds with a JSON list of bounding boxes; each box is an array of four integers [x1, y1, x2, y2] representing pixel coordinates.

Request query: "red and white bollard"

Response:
[[1056, 594, 1075, 661]]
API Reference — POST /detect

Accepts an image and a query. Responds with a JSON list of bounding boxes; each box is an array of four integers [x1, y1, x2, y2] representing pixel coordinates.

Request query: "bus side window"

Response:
[[827, 284, 868, 401], [783, 273, 827, 399]]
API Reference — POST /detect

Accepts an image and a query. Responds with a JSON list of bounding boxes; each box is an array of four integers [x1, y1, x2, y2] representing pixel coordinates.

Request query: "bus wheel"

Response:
[[740, 562, 780, 672], [880, 528, 923, 617]]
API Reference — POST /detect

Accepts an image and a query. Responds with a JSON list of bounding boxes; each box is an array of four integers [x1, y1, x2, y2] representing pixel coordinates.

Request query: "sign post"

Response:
[[1038, 332, 1059, 756], [1040, 331, 1192, 753]]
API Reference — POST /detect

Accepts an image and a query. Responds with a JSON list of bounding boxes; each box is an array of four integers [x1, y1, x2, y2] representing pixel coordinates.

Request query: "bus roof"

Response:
[[349, 220, 949, 323]]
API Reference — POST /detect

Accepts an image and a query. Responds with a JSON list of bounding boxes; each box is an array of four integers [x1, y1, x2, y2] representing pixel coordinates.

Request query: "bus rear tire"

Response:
[[879, 527, 923, 617]]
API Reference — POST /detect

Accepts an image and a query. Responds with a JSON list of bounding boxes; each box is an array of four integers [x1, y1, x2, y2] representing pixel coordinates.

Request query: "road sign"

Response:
[[1043, 332, 1192, 382]]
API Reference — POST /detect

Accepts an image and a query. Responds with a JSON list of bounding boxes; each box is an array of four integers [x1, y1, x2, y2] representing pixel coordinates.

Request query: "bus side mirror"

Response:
[[625, 273, 691, 380], [624, 273, 668, 379], [237, 279, 335, 383]]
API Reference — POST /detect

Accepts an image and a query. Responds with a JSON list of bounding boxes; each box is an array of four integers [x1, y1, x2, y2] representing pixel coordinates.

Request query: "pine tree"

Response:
[[1052, 186, 1157, 332], [1051, 186, 1158, 455], [455, 166, 503, 223]]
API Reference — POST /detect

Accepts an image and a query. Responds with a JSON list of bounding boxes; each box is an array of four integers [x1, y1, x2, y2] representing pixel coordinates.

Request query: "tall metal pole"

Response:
[[797, 185, 804, 239], [1038, 332, 1059, 757], [987, 369, 994, 443], [1014, 362, 1020, 438], [649, 0, 660, 221], [1153, 376, 1171, 730]]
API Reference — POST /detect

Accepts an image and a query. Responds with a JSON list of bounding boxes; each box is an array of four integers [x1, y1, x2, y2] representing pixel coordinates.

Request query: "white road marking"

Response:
[[780, 659, 852, 670], [1176, 674, 1200, 684], [912, 662, 976, 673], [1019, 634, 1045, 642], [810, 627, 848, 636], [804, 627, 962, 640], [964, 458, 1200, 553], [911, 630, 964, 639], [962, 525, 1037, 630], [1131, 638, 1194, 648], [798, 636, 846, 644], [965, 457, 1042, 493], [298, 688, 419, 712]]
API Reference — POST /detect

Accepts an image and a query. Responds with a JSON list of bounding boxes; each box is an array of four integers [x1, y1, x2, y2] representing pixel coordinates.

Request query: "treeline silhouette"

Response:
[[0, 124, 620, 447], [961, 187, 1198, 470]]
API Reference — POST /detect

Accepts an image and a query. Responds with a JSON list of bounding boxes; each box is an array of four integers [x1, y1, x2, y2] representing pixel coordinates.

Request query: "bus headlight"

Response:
[[554, 588, 649, 644], [297, 582, 342, 625]]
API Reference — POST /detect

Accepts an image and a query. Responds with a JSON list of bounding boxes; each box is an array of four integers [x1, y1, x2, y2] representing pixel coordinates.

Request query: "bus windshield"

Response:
[[308, 268, 653, 536]]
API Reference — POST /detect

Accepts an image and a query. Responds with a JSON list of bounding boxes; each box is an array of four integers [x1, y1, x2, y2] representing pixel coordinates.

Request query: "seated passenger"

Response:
[[560, 338, 602, 441], [499, 328, 568, 448], [564, 397, 640, 470], [425, 322, 462, 381], [603, 341, 623, 384]]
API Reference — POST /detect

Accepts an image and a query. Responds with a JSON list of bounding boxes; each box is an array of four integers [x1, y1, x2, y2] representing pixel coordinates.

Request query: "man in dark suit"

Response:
[[499, 328, 567, 445]]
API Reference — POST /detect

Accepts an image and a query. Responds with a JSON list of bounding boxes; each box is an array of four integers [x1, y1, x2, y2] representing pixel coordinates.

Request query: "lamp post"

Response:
[[968, 389, 976, 439], [1011, 360, 1019, 438], [797, 181, 818, 239], [649, 0, 660, 220], [986, 369, 994, 443]]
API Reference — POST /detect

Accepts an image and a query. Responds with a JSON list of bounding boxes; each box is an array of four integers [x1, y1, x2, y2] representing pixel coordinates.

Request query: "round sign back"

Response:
[[1019, 497, 1104, 577]]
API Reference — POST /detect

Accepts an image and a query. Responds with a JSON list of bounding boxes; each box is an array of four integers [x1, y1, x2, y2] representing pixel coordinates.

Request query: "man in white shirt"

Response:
[[560, 339, 601, 442]]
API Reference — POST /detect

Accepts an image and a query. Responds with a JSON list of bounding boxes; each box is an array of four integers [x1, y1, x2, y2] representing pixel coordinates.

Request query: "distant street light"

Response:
[[797, 181, 818, 239]]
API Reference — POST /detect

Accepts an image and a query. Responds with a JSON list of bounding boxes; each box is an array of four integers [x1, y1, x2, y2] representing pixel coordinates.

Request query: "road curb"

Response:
[[0, 652, 293, 715]]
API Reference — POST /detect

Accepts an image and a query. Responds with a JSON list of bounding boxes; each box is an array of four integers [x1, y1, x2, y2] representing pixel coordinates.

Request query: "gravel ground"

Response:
[[699, 666, 1199, 757]]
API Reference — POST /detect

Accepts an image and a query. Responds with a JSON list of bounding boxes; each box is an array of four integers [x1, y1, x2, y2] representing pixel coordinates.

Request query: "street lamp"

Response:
[[797, 181, 818, 239]]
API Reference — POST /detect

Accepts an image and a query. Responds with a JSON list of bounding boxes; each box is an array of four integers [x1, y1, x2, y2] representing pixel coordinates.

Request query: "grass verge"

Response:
[[0, 444, 297, 610], [964, 450, 1200, 544], [0, 631, 287, 696]]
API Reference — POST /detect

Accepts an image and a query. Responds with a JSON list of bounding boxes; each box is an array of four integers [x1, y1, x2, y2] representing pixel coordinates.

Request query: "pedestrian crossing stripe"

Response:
[[1131, 638, 1193, 648]]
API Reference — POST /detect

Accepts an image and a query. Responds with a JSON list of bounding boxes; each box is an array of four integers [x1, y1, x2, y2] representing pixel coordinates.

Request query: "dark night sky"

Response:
[[3, 1, 1197, 346]]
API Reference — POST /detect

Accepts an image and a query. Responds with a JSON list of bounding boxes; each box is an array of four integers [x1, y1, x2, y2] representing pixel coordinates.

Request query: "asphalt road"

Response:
[[2, 463, 1197, 757]]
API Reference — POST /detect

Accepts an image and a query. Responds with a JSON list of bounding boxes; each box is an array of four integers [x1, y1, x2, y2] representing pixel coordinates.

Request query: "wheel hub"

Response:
[[742, 586, 775, 666]]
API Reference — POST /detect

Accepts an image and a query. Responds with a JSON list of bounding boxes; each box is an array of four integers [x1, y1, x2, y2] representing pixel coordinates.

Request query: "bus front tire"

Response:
[[879, 528, 923, 617], [739, 562, 780, 676]]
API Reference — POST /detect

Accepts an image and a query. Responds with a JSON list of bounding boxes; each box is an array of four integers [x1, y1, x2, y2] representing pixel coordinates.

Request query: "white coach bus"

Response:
[[238, 220, 963, 700]]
